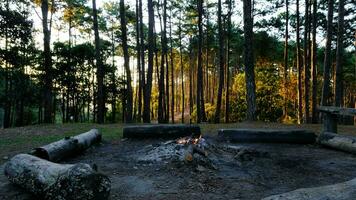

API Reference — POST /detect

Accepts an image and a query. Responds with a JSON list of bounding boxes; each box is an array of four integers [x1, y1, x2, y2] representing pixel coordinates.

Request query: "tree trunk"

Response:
[[170, 6, 174, 123], [135, 0, 141, 122], [296, 0, 303, 124], [311, 0, 318, 123], [215, 0, 225, 123], [120, 0, 133, 123], [92, 0, 105, 123], [179, 15, 184, 123], [304, 0, 310, 123], [243, 0, 257, 121], [143, 0, 154, 123], [197, 0, 206, 123], [41, 0, 53, 123], [283, 0, 289, 119], [225, 0, 232, 123], [32, 129, 102, 162], [138, 0, 145, 122], [5, 154, 110, 200], [3, 1, 10, 128], [334, 0, 345, 107], [321, 0, 334, 106], [189, 39, 193, 123], [157, 1, 166, 123]]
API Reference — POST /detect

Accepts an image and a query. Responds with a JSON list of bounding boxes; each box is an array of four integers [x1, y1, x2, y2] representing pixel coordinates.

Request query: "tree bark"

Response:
[[321, 0, 334, 106], [170, 6, 174, 123], [92, 0, 105, 123], [32, 129, 102, 162], [243, 0, 257, 121], [5, 154, 110, 200], [334, 0, 345, 107], [283, 0, 289, 119], [138, 0, 145, 122], [296, 0, 303, 124], [42, 0, 53, 123], [225, 0, 232, 123], [311, 0, 318, 123], [304, 0, 310, 123], [179, 14, 185, 123], [120, 0, 133, 122], [3, 0, 10, 128], [158, 0, 166, 123], [215, 0, 225, 123], [135, 0, 141, 122], [196, 0, 206, 123], [143, 0, 155, 123]]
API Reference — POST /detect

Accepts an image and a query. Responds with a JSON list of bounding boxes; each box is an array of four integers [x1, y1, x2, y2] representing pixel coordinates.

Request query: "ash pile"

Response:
[[122, 125, 270, 173]]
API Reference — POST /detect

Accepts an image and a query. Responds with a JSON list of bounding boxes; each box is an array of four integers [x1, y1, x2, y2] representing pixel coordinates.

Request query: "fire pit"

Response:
[[2, 128, 356, 200]]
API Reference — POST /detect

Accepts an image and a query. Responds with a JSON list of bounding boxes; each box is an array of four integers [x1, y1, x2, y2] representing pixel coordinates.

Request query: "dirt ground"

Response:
[[2, 134, 356, 200]]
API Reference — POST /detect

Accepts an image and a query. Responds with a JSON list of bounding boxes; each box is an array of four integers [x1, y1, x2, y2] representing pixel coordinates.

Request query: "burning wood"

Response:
[[175, 134, 209, 163]]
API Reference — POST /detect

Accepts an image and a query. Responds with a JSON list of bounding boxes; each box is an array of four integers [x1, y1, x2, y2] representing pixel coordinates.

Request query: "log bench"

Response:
[[319, 106, 356, 133], [123, 124, 201, 139]]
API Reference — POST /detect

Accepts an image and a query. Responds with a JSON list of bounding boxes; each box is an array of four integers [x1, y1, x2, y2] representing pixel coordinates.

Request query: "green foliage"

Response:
[[231, 65, 283, 122]]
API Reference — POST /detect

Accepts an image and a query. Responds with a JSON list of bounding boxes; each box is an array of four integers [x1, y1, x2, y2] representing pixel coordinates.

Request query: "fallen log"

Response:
[[123, 124, 201, 139], [262, 178, 356, 200], [31, 129, 102, 162], [218, 129, 316, 144], [4, 154, 111, 200], [319, 132, 356, 154]]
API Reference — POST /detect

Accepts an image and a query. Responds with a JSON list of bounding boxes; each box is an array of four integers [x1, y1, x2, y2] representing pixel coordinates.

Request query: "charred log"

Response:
[[184, 144, 208, 162], [319, 132, 356, 154], [31, 129, 102, 161], [218, 129, 316, 144], [123, 124, 201, 139], [4, 154, 111, 200]]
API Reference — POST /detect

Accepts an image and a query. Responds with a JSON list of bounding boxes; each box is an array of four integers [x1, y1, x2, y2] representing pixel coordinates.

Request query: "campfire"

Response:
[[137, 132, 215, 170], [175, 134, 209, 162]]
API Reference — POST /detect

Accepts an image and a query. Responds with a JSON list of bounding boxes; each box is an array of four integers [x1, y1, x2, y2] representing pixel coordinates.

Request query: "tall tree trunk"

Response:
[[135, 0, 141, 122], [296, 0, 303, 124], [304, 0, 310, 123], [243, 0, 257, 121], [138, 0, 145, 122], [111, 19, 117, 123], [165, 21, 170, 123], [157, 2, 166, 123], [283, 0, 289, 119], [179, 15, 185, 123], [120, 0, 133, 123], [205, 3, 210, 105], [225, 0, 232, 123], [215, 0, 225, 123], [196, 0, 206, 123], [42, 0, 53, 123], [321, 0, 334, 106], [170, 6, 174, 123], [311, 0, 318, 123], [189, 38, 193, 123], [92, 0, 105, 123], [334, 0, 344, 107], [143, 0, 155, 123], [3, 0, 10, 128]]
